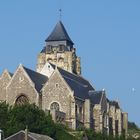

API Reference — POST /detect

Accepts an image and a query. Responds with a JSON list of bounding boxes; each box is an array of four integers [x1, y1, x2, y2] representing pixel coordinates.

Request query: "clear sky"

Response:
[[0, 0, 140, 127]]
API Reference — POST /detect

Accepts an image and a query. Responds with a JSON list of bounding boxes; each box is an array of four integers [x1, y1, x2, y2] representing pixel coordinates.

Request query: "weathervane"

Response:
[[59, 9, 62, 20]]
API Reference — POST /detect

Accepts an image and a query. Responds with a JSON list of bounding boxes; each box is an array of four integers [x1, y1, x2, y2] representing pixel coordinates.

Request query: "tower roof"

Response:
[[45, 21, 74, 45]]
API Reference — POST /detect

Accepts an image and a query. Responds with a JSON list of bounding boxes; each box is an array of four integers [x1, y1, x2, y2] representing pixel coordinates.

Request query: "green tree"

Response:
[[0, 102, 75, 139], [0, 102, 10, 135]]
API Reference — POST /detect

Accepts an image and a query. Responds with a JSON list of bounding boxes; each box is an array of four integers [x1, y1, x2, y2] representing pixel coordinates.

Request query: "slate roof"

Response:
[[89, 91, 103, 104], [45, 21, 74, 45], [9, 72, 13, 77], [109, 100, 120, 109], [23, 66, 48, 92], [4, 130, 54, 140], [50, 64, 95, 100]]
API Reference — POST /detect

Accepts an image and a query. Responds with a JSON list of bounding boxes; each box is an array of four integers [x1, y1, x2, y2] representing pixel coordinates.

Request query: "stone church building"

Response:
[[0, 21, 128, 136]]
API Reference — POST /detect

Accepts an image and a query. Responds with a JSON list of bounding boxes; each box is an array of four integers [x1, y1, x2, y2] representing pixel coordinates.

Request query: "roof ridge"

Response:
[[49, 62, 81, 78], [62, 74, 87, 87]]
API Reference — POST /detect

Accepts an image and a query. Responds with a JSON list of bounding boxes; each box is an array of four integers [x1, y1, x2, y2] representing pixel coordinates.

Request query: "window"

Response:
[[55, 83, 59, 88], [59, 45, 64, 52], [15, 95, 29, 106], [75, 105, 78, 117], [79, 107, 82, 114], [50, 102, 60, 111], [47, 45, 52, 52]]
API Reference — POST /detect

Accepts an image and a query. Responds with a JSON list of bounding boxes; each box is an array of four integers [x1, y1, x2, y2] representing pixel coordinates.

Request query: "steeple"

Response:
[[37, 21, 81, 75], [45, 21, 74, 45]]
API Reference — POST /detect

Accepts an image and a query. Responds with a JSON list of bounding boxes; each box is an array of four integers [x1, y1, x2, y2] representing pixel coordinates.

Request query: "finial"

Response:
[[59, 9, 62, 20]]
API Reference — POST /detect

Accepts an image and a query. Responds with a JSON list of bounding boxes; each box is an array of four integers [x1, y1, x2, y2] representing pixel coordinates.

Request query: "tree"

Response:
[[0, 102, 75, 139]]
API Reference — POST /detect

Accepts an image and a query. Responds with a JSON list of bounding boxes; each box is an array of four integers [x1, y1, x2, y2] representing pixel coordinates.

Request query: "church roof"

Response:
[[23, 66, 48, 92], [109, 100, 120, 109], [89, 91, 104, 104], [45, 21, 74, 45], [50, 63, 95, 99]]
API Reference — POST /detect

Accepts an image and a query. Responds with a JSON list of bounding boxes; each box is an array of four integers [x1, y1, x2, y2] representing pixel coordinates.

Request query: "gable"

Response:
[[40, 62, 55, 77], [0, 69, 12, 88], [42, 69, 72, 95], [42, 69, 74, 115], [6, 65, 39, 105], [7, 65, 35, 91], [0, 69, 12, 101]]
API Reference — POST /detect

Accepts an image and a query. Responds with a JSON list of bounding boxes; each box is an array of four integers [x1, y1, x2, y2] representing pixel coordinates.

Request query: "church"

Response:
[[0, 21, 128, 136]]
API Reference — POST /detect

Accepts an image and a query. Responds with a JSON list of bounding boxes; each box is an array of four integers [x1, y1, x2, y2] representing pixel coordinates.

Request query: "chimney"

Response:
[[25, 126, 28, 140]]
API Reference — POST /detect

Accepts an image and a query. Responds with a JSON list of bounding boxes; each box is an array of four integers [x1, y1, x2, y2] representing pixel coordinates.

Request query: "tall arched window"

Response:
[[50, 102, 60, 111], [15, 95, 29, 106]]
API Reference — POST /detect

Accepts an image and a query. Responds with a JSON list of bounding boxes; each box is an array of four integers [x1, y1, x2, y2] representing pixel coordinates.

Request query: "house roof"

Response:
[[23, 66, 48, 92], [4, 130, 54, 140], [89, 91, 103, 104], [45, 21, 74, 45]]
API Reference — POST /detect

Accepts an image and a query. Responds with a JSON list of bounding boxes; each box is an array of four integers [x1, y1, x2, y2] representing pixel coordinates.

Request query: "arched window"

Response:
[[15, 95, 29, 106], [50, 102, 60, 111]]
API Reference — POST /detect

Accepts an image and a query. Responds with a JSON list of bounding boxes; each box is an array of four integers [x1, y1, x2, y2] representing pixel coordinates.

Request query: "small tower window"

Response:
[[59, 45, 64, 52], [46, 45, 52, 53], [55, 83, 59, 88]]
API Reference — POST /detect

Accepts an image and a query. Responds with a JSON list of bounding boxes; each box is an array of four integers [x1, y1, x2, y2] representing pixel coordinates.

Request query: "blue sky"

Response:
[[0, 0, 140, 126]]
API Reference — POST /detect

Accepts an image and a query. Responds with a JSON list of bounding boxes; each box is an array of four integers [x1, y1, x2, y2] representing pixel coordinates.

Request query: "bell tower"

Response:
[[36, 21, 81, 75]]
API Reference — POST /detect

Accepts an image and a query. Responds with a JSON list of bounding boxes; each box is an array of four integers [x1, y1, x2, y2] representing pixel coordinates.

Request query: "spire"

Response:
[[45, 21, 74, 45]]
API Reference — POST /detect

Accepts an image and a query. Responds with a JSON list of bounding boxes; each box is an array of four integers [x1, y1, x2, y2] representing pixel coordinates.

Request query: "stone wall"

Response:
[[122, 112, 128, 138], [41, 69, 76, 128], [75, 98, 84, 127], [116, 109, 122, 136], [37, 46, 81, 75], [93, 104, 102, 133], [6, 66, 39, 106], [0, 70, 12, 102], [84, 99, 91, 129], [109, 105, 116, 136]]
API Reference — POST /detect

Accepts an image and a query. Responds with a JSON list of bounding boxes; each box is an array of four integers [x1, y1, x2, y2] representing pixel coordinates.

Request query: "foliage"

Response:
[[0, 102, 139, 140], [0, 102, 74, 139], [84, 129, 124, 140], [128, 121, 139, 130]]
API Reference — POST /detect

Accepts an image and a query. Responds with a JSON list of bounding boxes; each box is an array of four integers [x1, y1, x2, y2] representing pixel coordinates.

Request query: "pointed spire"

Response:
[[45, 21, 74, 45]]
